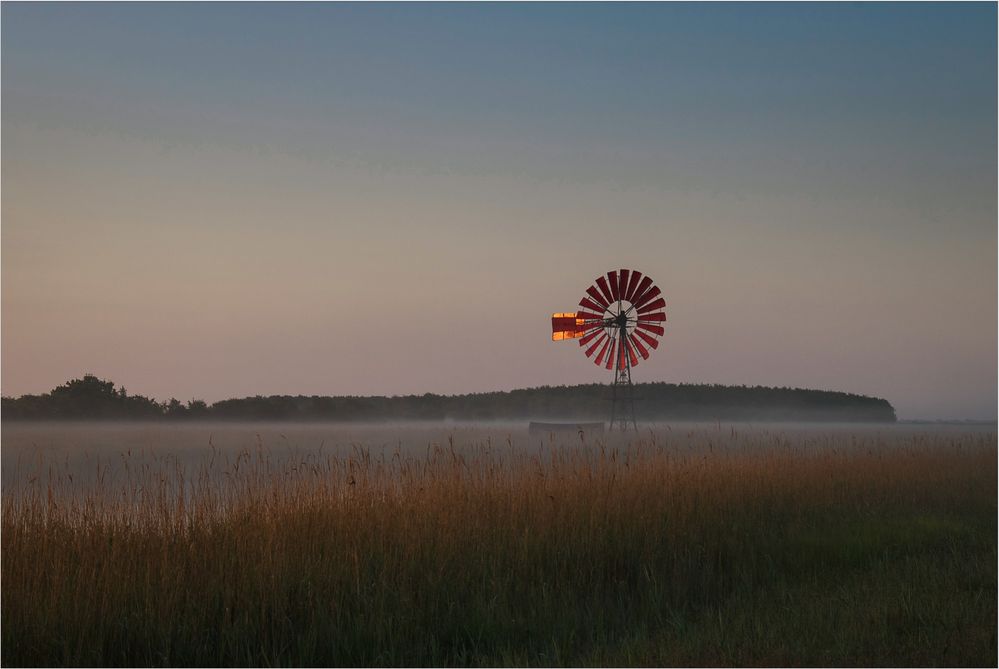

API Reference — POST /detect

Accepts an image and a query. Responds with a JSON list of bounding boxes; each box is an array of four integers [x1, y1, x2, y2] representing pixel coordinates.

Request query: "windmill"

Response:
[[551, 269, 667, 430]]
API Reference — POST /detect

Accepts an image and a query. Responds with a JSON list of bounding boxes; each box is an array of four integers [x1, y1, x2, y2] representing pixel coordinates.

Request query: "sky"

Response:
[[2, 3, 996, 420]]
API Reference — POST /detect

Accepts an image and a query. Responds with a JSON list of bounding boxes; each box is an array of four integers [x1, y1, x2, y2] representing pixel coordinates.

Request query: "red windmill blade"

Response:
[[584, 333, 608, 357], [579, 328, 604, 347], [630, 276, 654, 306], [618, 269, 631, 300], [607, 270, 620, 302], [637, 297, 666, 315], [634, 328, 660, 349], [633, 285, 662, 311], [594, 337, 612, 366], [629, 333, 649, 360], [594, 275, 614, 304], [624, 270, 642, 302], [585, 286, 609, 310]]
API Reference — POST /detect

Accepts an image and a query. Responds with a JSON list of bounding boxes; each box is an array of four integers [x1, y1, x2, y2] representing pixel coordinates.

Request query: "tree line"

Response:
[[1, 375, 897, 422]]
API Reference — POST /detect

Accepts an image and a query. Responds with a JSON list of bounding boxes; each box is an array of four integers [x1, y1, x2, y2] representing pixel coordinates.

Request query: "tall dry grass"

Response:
[[3, 428, 996, 666]]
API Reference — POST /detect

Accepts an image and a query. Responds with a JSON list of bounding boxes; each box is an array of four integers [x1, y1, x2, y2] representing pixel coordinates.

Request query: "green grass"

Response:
[[3, 429, 995, 666]]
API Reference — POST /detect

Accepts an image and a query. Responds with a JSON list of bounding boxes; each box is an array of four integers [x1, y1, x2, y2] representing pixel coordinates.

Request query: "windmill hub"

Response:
[[550, 269, 667, 431]]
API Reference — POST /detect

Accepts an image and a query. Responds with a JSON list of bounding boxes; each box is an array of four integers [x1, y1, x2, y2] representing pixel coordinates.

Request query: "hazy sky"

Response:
[[3, 3, 996, 419]]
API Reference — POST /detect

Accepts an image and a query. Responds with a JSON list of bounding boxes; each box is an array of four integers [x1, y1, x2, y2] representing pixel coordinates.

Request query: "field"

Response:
[[2, 422, 996, 666]]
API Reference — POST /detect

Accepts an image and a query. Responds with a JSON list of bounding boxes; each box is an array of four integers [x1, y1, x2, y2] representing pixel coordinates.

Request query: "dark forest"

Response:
[[2, 375, 896, 422]]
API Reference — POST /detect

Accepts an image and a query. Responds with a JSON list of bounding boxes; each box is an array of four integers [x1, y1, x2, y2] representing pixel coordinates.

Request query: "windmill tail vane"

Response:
[[550, 268, 667, 431]]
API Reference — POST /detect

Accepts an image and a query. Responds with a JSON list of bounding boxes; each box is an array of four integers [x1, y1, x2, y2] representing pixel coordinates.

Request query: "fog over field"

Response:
[[4, 420, 994, 489]]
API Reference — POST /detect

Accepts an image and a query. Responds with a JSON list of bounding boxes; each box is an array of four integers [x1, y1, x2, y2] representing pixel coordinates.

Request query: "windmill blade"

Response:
[[630, 333, 651, 359], [605, 339, 617, 370], [624, 270, 642, 302], [594, 337, 612, 366], [607, 271, 620, 302], [637, 312, 666, 322], [579, 328, 604, 346], [632, 325, 662, 349], [584, 333, 608, 357], [633, 286, 662, 311], [618, 269, 630, 300], [637, 297, 666, 314], [630, 276, 654, 306], [575, 310, 605, 322], [624, 336, 639, 367], [585, 286, 609, 310], [579, 297, 605, 313], [594, 276, 614, 305], [636, 322, 665, 337]]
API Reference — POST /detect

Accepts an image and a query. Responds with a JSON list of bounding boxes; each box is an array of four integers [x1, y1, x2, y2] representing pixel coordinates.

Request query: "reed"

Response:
[[3, 428, 995, 666]]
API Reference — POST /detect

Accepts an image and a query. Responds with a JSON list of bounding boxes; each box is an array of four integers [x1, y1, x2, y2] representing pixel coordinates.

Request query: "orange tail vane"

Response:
[[551, 312, 586, 341]]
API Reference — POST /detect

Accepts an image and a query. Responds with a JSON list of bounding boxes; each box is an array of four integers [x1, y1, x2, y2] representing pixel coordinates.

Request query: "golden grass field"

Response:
[[3, 423, 996, 666]]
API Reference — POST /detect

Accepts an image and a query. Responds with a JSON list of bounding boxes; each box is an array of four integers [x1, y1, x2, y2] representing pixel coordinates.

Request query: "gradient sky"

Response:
[[3, 3, 996, 419]]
